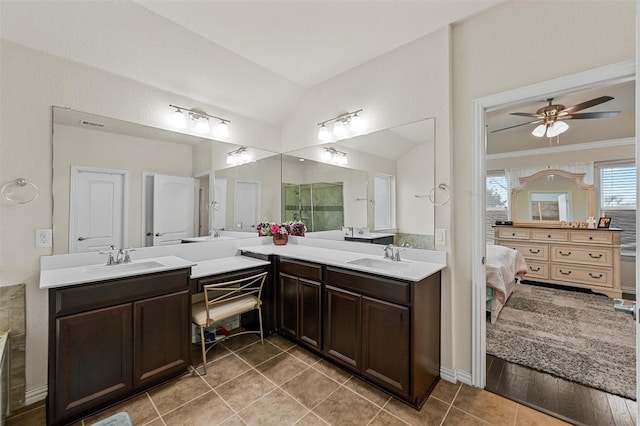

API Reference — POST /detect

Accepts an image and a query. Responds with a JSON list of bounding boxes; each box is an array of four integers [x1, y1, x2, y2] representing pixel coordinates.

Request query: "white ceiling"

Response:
[[0, 0, 500, 124]]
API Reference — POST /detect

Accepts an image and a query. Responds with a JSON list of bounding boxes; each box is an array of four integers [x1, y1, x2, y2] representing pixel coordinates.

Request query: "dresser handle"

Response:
[[589, 253, 603, 259], [547, 234, 552, 238], [589, 273, 603, 279], [529, 249, 540, 254], [512, 232, 516, 236], [559, 251, 571, 256], [530, 266, 541, 272], [589, 236, 593, 240], [559, 270, 572, 276]]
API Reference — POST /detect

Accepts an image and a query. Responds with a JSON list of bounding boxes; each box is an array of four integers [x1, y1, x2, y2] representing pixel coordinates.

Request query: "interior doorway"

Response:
[[471, 60, 637, 423]]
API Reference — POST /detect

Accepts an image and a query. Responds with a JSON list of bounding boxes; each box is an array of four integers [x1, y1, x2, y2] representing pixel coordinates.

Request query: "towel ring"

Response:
[[428, 183, 450, 206], [1, 178, 39, 204]]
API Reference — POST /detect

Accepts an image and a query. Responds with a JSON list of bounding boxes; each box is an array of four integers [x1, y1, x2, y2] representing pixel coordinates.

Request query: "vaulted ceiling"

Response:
[[0, 0, 500, 124]]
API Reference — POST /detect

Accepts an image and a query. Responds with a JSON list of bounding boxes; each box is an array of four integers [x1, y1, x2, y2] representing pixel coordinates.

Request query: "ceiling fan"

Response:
[[491, 95, 620, 138]]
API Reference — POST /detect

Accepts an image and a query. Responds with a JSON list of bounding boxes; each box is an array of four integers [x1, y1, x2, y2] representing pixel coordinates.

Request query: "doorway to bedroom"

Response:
[[476, 63, 637, 425]]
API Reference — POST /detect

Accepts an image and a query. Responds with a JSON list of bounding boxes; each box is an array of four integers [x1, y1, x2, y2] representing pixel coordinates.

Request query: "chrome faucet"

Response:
[[99, 245, 134, 265], [383, 244, 402, 261], [342, 226, 354, 237]]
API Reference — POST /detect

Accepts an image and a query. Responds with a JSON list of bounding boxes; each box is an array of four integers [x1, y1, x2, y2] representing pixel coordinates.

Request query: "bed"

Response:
[[486, 244, 528, 323]]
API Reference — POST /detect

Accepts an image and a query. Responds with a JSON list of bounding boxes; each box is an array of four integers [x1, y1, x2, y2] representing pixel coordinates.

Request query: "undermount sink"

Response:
[[82, 261, 164, 274], [347, 257, 410, 270]]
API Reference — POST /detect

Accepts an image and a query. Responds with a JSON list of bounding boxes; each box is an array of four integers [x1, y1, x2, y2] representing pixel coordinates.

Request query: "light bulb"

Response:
[[349, 113, 363, 133], [333, 120, 345, 137], [318, 125, 330, 141], [339, 154, 348, 165], [322, 149, 332, 162], [226, 154, 234, 165], [215, 121, 229, 138], [554, 121, 569, 135], [195, 117, 210, 134], [532, 124, 547, 137], [171, 109, 186, 129], [239, 150, 249, 163]]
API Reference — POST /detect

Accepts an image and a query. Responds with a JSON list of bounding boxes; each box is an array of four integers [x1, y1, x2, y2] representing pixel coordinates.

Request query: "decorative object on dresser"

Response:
[[494, 225, 622, 298], [487, 282, 635, 400]]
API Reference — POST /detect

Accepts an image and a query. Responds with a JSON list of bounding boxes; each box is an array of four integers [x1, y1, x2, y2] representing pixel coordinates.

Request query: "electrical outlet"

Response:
[[36, 228, 52, 248]]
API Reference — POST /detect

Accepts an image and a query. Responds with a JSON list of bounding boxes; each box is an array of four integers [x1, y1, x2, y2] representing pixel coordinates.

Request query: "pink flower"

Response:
[[270, 224, 280, 235]]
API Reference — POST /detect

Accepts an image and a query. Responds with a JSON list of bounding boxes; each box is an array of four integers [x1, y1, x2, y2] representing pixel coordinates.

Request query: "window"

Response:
[[486, 172, 508, 243], [374, 174, 393, 230], [598, 162, 636, 254]]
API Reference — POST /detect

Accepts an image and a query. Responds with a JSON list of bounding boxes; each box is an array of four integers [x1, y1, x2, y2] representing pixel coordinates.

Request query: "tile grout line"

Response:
[[439, 383, 464, 426], [145, 391, 167, 426]]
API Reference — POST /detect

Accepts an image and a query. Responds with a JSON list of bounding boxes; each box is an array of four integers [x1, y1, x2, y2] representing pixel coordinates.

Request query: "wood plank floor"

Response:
[[486, 354, 637, 426]]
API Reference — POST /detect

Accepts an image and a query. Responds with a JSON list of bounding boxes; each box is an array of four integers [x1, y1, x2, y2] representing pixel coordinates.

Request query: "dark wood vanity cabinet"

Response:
[[48, 268, 191, 426], [278, 258, 322, 351], [275, 256, 442, 409]]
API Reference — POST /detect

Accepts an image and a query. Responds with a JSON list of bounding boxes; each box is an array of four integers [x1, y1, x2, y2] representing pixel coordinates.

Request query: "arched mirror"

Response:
[[511, 169, 596, 224]]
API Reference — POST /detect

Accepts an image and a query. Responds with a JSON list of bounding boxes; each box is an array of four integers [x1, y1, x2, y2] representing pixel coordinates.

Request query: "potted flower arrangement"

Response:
[[256, 222, 291, 245], [289, 221, 307, 236]]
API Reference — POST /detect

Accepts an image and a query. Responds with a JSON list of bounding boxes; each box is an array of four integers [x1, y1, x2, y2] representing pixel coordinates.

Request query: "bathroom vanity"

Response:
[[42, 257, 194, 426]]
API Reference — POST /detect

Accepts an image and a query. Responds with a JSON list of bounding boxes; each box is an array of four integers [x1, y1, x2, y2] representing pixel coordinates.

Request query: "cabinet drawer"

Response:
[[524, 261, 549, 280], [496, 228, 530, 240], [550, 246, 613, 266], [54, 269, 190, 316], [280, 258, 322, 281], [570, 231, 613, 245], [531, 230, 568, 242], [550, 264, 613, 288], [500, 243, 548, 261], [327, 267, 410, 305]]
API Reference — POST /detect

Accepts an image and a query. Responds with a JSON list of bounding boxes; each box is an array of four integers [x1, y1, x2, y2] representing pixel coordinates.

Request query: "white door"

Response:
[[213, 177, 227, 230], [234, 180, 260, 231], [70, 167, 128, 253], [152, 174, 196, 245]]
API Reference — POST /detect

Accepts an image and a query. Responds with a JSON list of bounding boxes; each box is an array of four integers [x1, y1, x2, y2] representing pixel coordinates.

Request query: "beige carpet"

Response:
[[487, 283, 636, 400]]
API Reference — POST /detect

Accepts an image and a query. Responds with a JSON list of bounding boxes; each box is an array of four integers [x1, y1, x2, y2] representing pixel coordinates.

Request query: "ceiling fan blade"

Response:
[[490, 119, 542, 133], [509, 112, 541, 118], [562, 111, 620, 120], [562, 96, 614, 114]]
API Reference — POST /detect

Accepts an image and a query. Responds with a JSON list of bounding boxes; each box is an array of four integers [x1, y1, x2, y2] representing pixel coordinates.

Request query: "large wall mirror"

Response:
[[282, 118, 436, 249], [511, 169, 596, 223], [52, 107, 280, 254]]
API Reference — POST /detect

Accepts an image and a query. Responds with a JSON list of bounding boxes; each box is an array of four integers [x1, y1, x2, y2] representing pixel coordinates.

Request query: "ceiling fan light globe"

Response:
[[532, 124, 546, 137], [554, 121, 569, 135]]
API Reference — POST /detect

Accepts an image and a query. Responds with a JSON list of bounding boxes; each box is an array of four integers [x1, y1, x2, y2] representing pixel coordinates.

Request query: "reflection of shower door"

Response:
[[213, 178, 227, 230], [234, 180, 260, 231], [70, 166, 128, 253], [152, 174, 196, 245]]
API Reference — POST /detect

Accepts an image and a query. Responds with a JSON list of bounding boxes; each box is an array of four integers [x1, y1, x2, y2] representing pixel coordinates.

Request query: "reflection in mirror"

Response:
[[211, 141, 281, 232], [52, 107, 279, 253], [282, 118, 436, 249], [511, 169, 596, 223]]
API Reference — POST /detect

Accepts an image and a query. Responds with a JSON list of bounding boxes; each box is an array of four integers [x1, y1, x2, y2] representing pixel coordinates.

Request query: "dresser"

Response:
[[494, 225, 622, 299]]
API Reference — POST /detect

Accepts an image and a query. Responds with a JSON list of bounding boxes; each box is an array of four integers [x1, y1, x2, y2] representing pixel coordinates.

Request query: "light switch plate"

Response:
[[435, 229, 446, 246], [36, 228, 52, 248]]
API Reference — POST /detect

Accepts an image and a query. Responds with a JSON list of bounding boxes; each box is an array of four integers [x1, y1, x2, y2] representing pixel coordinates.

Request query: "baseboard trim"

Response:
[[25, 385, 46, 406], [440, 367, 473, 386]]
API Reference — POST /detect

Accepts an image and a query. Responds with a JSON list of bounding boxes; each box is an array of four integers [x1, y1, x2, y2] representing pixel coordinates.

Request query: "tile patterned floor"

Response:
[[8, 334, 568, 426]]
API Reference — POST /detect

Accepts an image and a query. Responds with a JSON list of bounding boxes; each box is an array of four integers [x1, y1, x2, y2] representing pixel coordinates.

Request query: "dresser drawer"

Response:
[[550, 246, 613, 266], [500, 243, 548, 261], [524, 260, 549, 280], [496, 228, 530, 240], [550, 264, 613, 288], [570, 231, 613, 245], [531, 230, 569, 242]]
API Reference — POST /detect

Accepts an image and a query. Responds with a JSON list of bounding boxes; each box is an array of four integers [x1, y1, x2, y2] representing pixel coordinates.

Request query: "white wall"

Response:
[[0, 40, 281, 398], [451, 0, 635, 373]]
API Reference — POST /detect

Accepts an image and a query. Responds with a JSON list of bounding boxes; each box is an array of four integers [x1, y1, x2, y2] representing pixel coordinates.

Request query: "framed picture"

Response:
[[597, 217, 611, 229]]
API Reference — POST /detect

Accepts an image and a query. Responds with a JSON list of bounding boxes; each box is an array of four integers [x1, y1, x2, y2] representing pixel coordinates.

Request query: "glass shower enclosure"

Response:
[[282, 182, 344, 232]]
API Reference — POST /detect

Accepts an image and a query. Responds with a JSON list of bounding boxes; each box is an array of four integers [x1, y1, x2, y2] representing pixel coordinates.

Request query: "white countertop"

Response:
[[190, 256, 270, 279], [39, 256, 196, 289], [240, 244, 445, 282]]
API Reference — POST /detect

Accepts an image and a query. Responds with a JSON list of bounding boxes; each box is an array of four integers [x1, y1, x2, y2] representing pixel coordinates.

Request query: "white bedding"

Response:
[[486, 245, 528, 322]]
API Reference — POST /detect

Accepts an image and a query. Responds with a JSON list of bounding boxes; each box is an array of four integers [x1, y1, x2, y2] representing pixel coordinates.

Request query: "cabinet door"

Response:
[[278, 273, 299, 338], [324, 285, 361, 371], [298, 278, 321, 350], [133, 291, 190, 387], [362, 296, 410, 398], [55, 304, 132, 420]]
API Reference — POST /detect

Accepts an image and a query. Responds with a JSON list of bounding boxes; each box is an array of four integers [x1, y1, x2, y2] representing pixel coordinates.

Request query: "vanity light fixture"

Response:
[[226, 146, 250, 165], [322, 147, 348, 166], [169, 104, 231, 137], [317, 109, 364, 140]]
